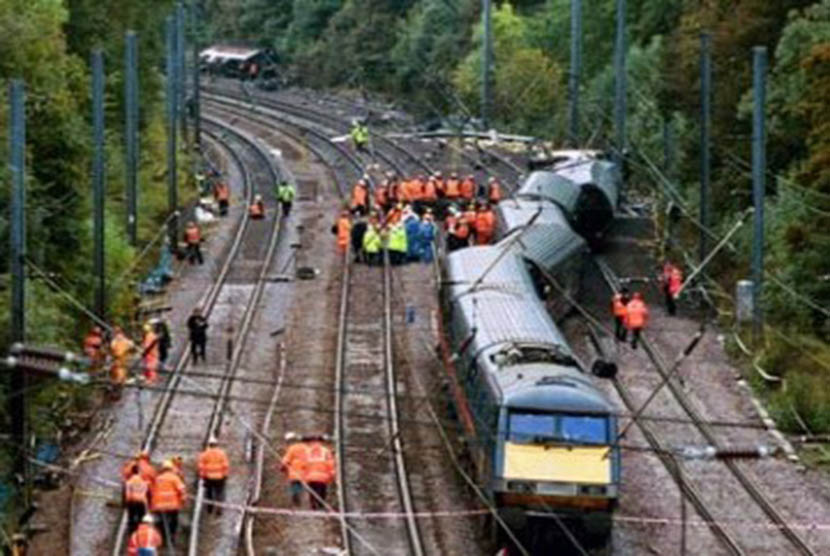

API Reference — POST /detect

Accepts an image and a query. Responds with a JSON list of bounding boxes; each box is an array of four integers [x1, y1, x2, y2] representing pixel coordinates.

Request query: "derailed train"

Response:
[[441, 150, 622, 548]]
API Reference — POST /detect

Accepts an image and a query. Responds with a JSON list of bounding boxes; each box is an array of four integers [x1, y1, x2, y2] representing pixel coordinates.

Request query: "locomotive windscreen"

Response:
[[508, 412, 609, 446]]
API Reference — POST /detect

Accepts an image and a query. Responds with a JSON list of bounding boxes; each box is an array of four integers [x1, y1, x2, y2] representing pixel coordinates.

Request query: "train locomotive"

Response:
[[440, 150, 622, 550]]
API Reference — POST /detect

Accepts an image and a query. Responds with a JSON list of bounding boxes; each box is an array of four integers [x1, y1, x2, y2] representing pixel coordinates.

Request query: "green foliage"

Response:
[[454, 2, 563, 134]]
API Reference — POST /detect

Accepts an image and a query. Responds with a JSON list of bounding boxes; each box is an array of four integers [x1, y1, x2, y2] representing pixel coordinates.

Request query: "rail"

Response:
[[186, 117, 283, 555], [111, 121, 258, 554], [595, 256, 816, 556]]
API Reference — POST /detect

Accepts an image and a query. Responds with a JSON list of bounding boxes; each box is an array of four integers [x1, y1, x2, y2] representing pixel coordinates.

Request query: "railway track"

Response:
[[206, 90, 494, 554], [111, 119, 281, 555], [593, 256, 817, 556], [334, 250, 425, 556]]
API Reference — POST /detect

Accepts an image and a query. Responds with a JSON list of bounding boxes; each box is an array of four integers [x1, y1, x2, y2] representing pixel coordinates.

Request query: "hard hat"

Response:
[[208, 435, 218, 445], [633, 292, 643, 300], [488, 176, 496, 183], [285, 431, 298, 442], [162, 459, 174, 470], [143, 323, 153, 333], [255, 194, 262, 201], [142, 513, 155, 524], [188, 221, 196, 227], [92, 326, 102, 334], [137, 449, 150, 459]]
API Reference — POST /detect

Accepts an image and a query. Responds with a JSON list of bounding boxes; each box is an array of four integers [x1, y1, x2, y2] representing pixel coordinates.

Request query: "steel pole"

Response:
[[176, 3, 187, 143], [700, 32, 712, 263], [568, 0, 582, 145], [9, 79, 27, 500], [613, 0, 627, 170], [125, 32, 139, 246], [752, 46, 767, 343], [481, 0, 492, 130], [191, 1, 201, 148], [166, 16, 179, 248], [92, 50, 106, 320]]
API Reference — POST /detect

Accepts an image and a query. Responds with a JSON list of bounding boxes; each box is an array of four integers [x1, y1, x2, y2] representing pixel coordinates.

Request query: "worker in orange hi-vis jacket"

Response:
[[280, 432, 310, 507], [127, 514, 162, 556], [198, 436, 230, 516], [150, 460, 187, 544], [624, 292, 649, 350], [304, 434, 336, 510]]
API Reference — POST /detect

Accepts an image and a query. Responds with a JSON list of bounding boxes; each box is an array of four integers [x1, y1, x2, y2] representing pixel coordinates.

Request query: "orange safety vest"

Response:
[[488, 182, 502, 203], [198, 447, 230, 480], [150, 471, 186, 512], [124, 474, 150, 505], [305, 442, 335, 484], [127, 524, 162, 556], [214, 182, 230, 201], [612, 293, 627, 318], [474, 211, 495, 245], [624, 299, 649, 329], [83, 332, 103, 359], [122, 458, 157, 483], [350, 184, 368, 209], [111, 334, 132, 360], [422, 179, 438, 202], [249, 202, 265, 218], [336, 217, 352, 250], [454, 219, 470, 240], [185, 225, 201, 244], [281, 442, 309, 482], [445, 179, 461, 198], [668, 268, 683, 297], [374, 184, 388, 207], [460, 178, 475, 199]]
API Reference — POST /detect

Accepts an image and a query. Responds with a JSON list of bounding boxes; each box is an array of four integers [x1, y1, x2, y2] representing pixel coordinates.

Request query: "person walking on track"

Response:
[[150, 460, 187, 545], [660, 261, 683, 316], [198, 436, 230, 515], [276, 181, 296, 217], [127, 513, 162, 556], [624, 292, 649, 350], [332, 210, 352, 253], [124, 464, 151, 533], [187, 307, 209, 364], [305, 434, 336, 510], [611, 288, 630, 342], [280, 432, 309, 507], [184, 221, 204, 265]]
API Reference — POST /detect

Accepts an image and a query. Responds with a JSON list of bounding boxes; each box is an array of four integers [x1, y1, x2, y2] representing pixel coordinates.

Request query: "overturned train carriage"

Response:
[[517, 151, 621, 241], [441, 266, 620, 543]]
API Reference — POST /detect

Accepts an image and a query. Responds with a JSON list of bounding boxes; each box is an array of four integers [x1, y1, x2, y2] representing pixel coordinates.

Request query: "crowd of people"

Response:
[[333, 171, 504, 264], [116, 431, 336, 554]]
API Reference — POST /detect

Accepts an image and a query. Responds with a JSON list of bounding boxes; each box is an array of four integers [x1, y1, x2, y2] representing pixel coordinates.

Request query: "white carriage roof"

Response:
[[200, 45, 262, 62]]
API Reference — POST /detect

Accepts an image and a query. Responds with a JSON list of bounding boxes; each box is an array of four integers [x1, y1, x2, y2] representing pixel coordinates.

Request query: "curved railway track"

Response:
[[111, 119, 281, 555], [594, 257, 816, 556]]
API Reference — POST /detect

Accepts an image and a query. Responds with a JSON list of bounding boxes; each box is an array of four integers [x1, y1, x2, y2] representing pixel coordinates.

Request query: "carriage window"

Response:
[[508, 412, 608, 445]]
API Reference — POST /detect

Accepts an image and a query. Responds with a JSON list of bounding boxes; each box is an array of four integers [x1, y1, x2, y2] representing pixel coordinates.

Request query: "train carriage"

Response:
[[494, 199, 588, 318], [439, 149, 623, 551]]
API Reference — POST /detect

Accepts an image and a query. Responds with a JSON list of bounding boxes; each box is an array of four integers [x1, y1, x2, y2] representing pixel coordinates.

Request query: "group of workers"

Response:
[[280, 433, 337, 509], [118, 432, 336, 553], [610, 261, 684, 350], [350, 171, 503, 216], [82, 304, 212, 399], [335, 171, 503, 263], [84, 320, 172, 397], [120, 437, 229, 554], [216, 177, 296, 221]]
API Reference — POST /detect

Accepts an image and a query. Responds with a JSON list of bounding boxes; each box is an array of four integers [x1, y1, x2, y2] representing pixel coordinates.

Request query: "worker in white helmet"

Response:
[[198, 436, 230, 516]]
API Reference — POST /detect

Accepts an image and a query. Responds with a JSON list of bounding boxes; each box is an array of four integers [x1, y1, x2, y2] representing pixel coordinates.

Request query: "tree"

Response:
[[453, 2, 563, 134]]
